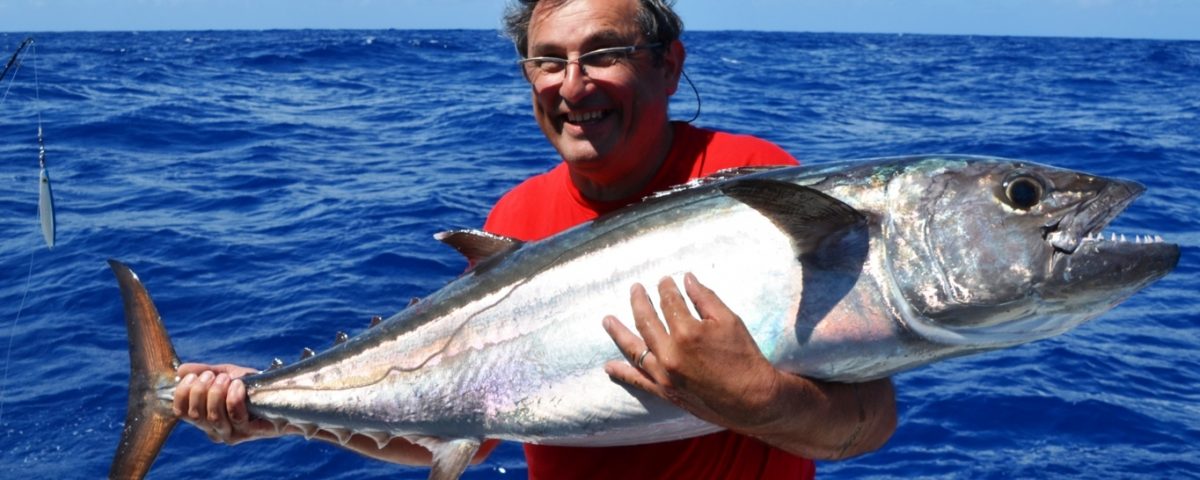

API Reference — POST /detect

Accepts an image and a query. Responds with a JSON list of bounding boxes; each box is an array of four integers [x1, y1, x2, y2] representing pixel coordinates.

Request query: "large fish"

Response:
[[108, 155, 1179, 479]]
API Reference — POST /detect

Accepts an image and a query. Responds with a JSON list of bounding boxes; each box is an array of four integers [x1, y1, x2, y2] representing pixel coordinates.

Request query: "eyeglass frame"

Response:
[[517, 43, 664, 82]]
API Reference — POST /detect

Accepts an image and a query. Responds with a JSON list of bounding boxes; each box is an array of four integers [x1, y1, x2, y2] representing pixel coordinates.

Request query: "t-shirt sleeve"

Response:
[[483, 186, 528, 238]]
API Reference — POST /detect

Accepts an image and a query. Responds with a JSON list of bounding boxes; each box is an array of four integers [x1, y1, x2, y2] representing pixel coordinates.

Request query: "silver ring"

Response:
[[636, 348, 651, 369]]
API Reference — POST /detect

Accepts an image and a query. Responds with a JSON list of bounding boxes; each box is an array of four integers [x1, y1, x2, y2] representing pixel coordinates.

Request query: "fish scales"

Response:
[[251, 189, 803, 445]]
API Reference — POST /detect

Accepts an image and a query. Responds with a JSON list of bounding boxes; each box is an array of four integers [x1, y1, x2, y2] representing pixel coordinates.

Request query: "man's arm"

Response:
[[172, 363, 499, 465], [602, 274, 897, 460]]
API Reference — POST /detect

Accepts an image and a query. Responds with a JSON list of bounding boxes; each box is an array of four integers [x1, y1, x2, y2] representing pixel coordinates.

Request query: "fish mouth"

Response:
[[1041, 178, 1180, 303], [1044, 231, 1180, 300], [1042, 178, 1144, 256]]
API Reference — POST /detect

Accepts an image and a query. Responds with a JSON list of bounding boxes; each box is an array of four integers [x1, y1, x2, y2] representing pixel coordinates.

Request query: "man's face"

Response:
[[525, 0, 680, 181]]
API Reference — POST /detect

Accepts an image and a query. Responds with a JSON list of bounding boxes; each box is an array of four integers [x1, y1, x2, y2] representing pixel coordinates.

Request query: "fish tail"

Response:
[[108, 260, 180, 480]]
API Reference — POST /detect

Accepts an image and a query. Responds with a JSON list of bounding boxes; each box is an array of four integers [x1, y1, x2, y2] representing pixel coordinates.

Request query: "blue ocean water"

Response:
[[0, 29, 1197, 479]]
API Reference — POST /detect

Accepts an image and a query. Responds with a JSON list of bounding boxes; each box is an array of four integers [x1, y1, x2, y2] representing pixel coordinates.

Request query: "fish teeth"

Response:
[[1089, 232, 1165, 244]]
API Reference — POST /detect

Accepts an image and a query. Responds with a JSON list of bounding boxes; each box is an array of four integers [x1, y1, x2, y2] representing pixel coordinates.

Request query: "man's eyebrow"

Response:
[[529, 30, 634, 55], [587, 30, 629, 46]]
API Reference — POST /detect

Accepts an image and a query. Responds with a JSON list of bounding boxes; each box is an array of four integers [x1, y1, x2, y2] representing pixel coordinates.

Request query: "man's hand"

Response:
[[602, 273, 785, 432], [171, 364, 501, 464], [602, 273, 896, 460], [173, 363, 280, 445]]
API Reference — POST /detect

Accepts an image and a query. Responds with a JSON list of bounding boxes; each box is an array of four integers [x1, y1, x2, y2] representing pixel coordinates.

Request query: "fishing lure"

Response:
[[1, 37, 54, 249], [38, 126, 54, 249]]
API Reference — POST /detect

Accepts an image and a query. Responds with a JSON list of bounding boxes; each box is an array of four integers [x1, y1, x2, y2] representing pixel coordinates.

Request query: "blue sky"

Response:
[[0, 0, 1196, 40]]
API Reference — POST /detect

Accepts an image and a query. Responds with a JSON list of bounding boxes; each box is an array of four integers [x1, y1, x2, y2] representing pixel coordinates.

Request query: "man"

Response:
[[174, 0, 897, 477]]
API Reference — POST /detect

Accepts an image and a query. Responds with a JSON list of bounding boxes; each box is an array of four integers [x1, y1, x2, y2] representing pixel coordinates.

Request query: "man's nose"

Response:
[[558, 62, 589, 103]]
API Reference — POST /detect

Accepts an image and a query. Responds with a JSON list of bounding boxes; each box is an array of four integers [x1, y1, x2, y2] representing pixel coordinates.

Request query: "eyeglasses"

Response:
[[519, 43, 662, 83]]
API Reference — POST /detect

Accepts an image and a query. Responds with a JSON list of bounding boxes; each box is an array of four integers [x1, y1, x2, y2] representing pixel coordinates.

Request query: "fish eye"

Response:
[[1003, 175, 1044, 210]]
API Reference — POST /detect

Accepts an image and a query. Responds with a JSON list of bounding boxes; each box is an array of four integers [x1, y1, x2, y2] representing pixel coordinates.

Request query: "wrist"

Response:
[[734, 367, 796, 436]]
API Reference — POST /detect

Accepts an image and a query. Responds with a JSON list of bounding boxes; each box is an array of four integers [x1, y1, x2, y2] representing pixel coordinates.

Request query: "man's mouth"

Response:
[[565, 110, 610, 125]]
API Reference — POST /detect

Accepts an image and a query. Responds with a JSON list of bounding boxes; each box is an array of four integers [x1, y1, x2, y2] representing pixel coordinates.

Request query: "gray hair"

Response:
[[502, 0, 684, 57]]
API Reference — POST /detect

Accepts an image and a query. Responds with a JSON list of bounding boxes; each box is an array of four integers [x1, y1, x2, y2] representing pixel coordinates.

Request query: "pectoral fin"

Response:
[[720, 178, 866, 254]]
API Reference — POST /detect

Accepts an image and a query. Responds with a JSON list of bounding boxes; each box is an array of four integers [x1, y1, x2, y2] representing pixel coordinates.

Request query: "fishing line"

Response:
[[33, 40, 54, 249], [0, 37, 51, 426], [0, 249, 37, 425]]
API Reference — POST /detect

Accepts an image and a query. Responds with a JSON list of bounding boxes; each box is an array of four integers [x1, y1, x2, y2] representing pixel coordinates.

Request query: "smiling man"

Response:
[[173, 0, 896, 478], [482, 1, 896, 478]]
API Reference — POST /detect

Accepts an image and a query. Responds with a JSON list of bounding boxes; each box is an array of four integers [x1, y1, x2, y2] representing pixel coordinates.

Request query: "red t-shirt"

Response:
[[483, 122, 814, 479]]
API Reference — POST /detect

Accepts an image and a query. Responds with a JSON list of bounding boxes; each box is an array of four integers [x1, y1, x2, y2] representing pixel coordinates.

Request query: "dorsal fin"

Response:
[[720, 178, 865, 253], [434, 229, 523, 268], [706, 165, 791, 182], [642, 165, 791, 201]]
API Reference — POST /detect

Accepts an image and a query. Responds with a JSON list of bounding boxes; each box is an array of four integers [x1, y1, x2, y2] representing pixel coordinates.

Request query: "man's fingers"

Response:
[[657, 276, 697, 334], [604, 360, 660, 393], [188, 371, 215, 420], [206, 374, 229, 421], [207, 374, 233, 439], [179, 363, 258, 379], [173, 373, 197, 417], [629, 283, 670, 353], [605, 314, 681, 388], [602, 315, 642, 358], [227, 379, 249, 425], [683, 272, 731, 322]]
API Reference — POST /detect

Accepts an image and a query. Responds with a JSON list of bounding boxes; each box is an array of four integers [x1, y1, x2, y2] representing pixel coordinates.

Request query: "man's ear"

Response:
[[663, 40, 686, 96]]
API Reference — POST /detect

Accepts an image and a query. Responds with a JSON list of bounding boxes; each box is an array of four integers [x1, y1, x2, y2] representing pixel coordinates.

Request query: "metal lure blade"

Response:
[[38, 166, 55, 249]]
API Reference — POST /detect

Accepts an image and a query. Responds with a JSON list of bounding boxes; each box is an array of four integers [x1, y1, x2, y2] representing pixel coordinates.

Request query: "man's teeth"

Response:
[[568, 111, 604, 123], [1084, 232, 1165, 244]]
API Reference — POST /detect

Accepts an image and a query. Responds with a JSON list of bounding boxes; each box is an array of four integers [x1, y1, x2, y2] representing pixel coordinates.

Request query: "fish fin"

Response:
[[362, 430, 393, 449], [325, 427, 352, 446], [298, 423, 318, 440], [642, 165, 790, 201], [706, 165, 791, 180], [720, 179, 866, 253], [433, 229, 522, 269], [410, 436, 482, 480], [108, 260, 181, 480]]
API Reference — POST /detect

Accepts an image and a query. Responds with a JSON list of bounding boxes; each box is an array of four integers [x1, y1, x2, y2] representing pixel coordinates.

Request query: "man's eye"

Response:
[[534, 59, 566, 71], [582, 51, 626, 67]]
